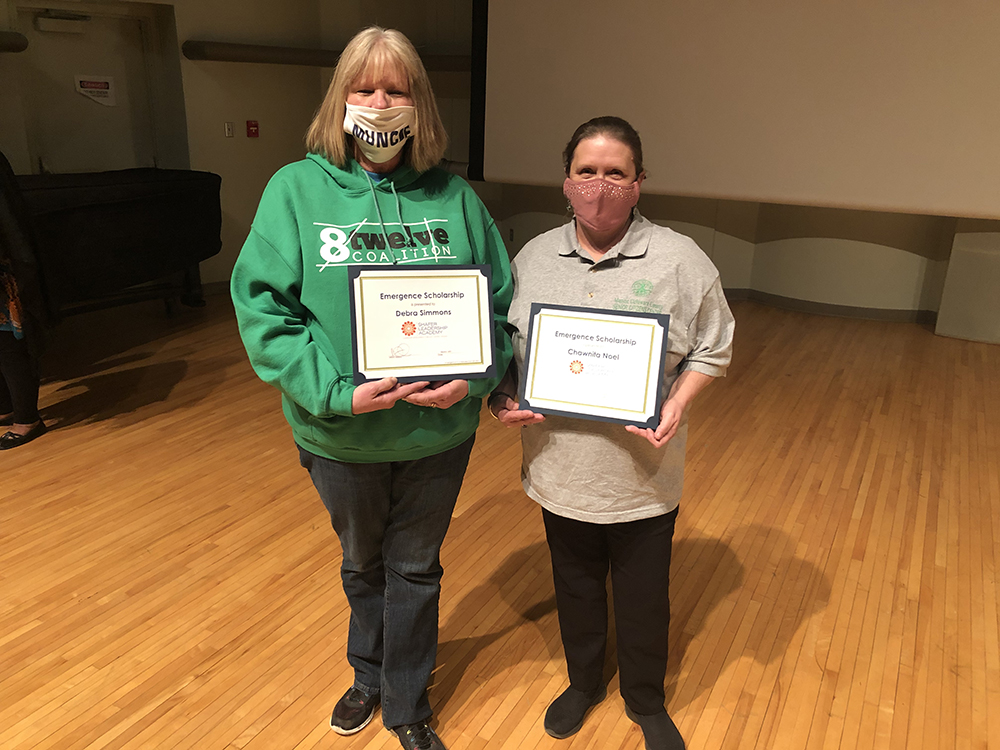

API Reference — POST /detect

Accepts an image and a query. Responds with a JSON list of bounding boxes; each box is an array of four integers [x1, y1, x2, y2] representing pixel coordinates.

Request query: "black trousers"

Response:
[[542, 506, 678, 715], [0, 330, 40, 423]]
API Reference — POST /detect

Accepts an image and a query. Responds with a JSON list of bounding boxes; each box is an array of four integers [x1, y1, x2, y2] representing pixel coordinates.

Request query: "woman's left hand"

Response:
[[625, 398, 684, 448], [625, 370, 715, 448], [403, 379, 469, 410]]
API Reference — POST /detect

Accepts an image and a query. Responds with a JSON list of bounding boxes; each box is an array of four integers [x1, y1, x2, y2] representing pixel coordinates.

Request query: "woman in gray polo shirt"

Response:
[[489, 116, 735, 750]]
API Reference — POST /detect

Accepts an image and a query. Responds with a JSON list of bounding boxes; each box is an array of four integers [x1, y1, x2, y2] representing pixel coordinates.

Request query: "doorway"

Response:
[[16, 6, 158, 173]]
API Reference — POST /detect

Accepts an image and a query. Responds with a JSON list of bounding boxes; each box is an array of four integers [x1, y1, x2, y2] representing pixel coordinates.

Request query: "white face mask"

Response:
[[343, 103, 416, 165]]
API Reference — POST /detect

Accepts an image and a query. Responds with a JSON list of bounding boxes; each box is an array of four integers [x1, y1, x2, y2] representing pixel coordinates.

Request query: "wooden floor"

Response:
[[1, 296, 998, 750]]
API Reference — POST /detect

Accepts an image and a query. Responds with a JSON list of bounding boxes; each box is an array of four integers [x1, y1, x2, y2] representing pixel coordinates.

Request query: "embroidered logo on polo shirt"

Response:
[[631, 279, 653, 297]]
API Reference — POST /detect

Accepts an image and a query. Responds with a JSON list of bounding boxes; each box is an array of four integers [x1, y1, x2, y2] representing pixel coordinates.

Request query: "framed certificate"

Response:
[[349, 265, 497, 384], [519, 303, 670, 428]]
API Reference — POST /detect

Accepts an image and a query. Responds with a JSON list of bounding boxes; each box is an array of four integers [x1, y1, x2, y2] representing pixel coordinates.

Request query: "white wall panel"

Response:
[[752, 237, 940, 310], [936, 233, 1000, 343]]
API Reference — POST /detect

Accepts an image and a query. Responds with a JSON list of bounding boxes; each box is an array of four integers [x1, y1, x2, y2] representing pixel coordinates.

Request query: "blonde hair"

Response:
[[306, 26, 448, 173]]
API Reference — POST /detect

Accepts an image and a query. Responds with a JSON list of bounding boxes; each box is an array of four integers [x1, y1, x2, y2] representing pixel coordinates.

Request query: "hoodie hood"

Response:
[[306, 152, 423, 195]]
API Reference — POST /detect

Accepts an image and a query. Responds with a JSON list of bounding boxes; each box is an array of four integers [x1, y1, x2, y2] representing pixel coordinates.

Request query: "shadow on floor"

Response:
[[36, 298, 235, 429]]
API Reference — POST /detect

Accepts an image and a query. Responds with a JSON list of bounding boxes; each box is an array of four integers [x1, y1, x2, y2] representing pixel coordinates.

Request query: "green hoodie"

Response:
[[231, 154, 513, 462]]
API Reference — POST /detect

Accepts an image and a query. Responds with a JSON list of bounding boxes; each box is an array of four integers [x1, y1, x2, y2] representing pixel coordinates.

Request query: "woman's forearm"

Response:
[[667, 370, 715, 411]]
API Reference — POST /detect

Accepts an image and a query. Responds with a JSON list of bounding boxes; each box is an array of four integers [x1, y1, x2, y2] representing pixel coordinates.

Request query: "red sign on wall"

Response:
[[75, 75, 116, 106], [246, 120, 259, 138]]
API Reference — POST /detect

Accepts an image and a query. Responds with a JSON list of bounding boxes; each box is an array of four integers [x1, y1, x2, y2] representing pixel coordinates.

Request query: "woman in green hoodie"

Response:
[[231, 27, 512, 750]]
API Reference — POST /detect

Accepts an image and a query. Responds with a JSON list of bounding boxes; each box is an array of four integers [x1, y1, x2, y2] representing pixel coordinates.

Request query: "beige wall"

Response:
[[155, 0, 323, 283], [319, 0, 470, 50], [484, 0, 1000, 220]]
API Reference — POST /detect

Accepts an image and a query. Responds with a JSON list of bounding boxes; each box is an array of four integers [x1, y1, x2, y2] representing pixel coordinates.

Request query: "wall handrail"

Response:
[[181, 40, 470, 71], [0, 31, 28, 53]]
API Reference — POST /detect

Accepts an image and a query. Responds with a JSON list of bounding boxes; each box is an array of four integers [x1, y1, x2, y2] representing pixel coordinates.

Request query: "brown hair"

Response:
[[305, 26, 448, 173], [562, 116, 644, 177]]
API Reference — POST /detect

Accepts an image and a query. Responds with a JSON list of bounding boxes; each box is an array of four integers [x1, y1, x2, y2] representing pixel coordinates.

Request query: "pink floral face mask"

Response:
[[563, 178, 640, 234]]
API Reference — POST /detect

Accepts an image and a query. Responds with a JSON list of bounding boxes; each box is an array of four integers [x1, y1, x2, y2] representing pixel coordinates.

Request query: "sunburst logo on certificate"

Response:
[[569, 359, 584, 374], [401, 321, 416, 336]]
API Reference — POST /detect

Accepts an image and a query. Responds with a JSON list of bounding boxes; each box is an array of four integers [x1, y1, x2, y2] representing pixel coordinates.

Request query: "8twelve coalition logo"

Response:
[[314, 218, 455, 270]]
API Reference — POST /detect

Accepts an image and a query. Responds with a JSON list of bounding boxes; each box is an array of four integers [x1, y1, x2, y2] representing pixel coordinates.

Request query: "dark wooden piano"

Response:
[[2, 149, 222, 322]]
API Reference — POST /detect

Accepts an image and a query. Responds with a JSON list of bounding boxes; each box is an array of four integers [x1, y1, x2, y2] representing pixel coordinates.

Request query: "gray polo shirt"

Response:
[[508, 212, 735, 523]]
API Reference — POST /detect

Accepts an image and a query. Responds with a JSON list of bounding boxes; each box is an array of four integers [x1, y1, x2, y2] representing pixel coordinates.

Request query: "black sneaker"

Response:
[[624, 705, 686, 750], [390, 720, 447, 750], [329, 685, 380, 735], [543, 684, 607, 739]]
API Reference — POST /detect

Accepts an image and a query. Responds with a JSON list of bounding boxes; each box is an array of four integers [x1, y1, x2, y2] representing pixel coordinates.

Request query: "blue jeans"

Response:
[[298, 435, 475, 727]]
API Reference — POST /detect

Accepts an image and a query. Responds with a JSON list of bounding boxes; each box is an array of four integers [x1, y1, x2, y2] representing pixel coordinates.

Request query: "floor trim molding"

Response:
[[724, 288, 937, 325]]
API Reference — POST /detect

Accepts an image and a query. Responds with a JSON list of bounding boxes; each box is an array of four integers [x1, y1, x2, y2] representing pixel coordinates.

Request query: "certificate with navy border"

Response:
[[349, 265, 497, 384], [519, 303, 670, 428]]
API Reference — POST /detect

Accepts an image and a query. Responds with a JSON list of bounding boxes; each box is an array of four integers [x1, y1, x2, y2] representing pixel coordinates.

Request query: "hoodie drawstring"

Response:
[[389, 180, 407, 254], [364, 173, 398, 265]]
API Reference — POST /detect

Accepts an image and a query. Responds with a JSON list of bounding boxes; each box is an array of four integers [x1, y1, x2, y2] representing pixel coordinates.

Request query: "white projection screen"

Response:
[[477, 1, 1000, 219]]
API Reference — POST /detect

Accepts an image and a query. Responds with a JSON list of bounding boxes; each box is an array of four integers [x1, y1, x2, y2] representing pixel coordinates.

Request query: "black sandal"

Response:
[[0, 421, 47, 450]]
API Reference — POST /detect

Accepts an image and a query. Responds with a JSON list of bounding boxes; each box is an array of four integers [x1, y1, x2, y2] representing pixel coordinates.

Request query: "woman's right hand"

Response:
[[491, 394, 546, 427], [352, 377, 430, 415]]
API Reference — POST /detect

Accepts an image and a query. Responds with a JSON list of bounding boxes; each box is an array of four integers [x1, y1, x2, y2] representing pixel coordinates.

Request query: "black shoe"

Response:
[[625, 705, 686, 750], [329, 685, 380, 735], [543, 684, 607, 739], [390, 720, 446, 750], [0, 421, 47, 450]]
